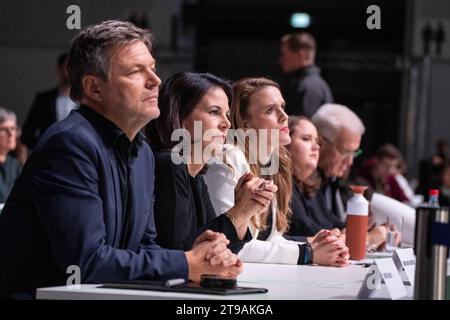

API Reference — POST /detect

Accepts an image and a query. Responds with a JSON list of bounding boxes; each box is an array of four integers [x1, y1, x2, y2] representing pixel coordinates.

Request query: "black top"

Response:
[[0, 155, 22, 203], [283, 65, 333, 117], [80, 106, 146, 248], [287, 182, 345, 238], [152, 149, 251, 252]]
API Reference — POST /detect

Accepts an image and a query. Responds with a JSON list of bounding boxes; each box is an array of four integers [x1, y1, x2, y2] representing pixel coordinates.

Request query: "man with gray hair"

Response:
[[0, 107, 22, 203], [311, 103, 365, 222], [311, 104, 400, 250], [0, 20, 241, 299]]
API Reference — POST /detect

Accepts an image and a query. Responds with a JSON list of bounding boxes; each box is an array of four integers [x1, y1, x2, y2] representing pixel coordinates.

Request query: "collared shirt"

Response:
[[78, 105, 145, 248], [319, 169, 346, 224], [55, 91, 78, 121]]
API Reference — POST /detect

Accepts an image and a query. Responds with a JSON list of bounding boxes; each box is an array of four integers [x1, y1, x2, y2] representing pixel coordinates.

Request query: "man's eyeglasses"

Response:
[[0, 126, 20, 136], [320, 136, 362, 159]]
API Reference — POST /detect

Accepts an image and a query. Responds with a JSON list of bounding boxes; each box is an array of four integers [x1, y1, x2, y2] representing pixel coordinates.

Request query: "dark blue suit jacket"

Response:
[[0, 107, 187, 298]]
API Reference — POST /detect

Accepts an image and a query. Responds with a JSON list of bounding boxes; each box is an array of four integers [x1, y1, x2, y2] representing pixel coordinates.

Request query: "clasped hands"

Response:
[[186, 230, 243, 283]]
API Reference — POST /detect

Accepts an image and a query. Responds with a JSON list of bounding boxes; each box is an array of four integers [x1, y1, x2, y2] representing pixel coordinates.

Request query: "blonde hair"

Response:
[[231, 77, 292, 233]]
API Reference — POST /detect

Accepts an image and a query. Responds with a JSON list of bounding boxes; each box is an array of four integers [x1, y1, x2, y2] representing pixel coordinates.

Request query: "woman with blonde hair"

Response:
[[205, 78, 349, 266]]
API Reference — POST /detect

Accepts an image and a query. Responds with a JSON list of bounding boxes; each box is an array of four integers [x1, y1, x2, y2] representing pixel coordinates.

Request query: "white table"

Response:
[[36, 261, 409, 300]]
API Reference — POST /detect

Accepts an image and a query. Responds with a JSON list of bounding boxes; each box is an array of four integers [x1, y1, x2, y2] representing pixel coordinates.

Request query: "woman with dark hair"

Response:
[[146, 72, 276, 252]]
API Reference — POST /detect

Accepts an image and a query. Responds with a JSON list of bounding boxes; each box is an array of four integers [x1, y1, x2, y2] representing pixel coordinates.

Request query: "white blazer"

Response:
[[205, 144, 303, 265]]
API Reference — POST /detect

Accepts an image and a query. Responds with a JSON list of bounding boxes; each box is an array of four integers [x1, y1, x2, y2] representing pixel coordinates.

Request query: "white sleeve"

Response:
[[204, 162, 237, 215], [225, 146, 250, 177], [238, 237, 300, 265], [204, 145, 250, 216]]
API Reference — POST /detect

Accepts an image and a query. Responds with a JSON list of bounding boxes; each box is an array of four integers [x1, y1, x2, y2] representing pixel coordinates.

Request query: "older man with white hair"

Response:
[[311, 103, 397, 250], [312, 103, 365, 222]]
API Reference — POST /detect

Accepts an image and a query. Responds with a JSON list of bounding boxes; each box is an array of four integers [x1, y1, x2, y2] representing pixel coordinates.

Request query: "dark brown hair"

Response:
[[375, 144, 403, 161], [145, 72, 232, 150]]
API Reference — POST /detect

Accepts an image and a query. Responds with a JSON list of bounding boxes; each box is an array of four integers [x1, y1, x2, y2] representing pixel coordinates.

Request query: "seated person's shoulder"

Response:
[[34, 112, 104, 157], [152, 148, 188, 177], [8, 154, 21, 165]]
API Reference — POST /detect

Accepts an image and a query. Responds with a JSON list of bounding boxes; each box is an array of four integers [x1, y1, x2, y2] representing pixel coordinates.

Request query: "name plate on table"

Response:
[[357, 258, 407, 300], [392, 248, 416, 287]]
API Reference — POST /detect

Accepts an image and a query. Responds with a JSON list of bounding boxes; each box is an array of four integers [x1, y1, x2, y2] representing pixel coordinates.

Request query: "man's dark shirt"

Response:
[[284, 64, 333, 117]]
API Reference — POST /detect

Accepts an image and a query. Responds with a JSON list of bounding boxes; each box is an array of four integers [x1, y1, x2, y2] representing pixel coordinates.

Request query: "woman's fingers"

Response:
[[252, 190, 275, 201], [251, 196, 271, 208]]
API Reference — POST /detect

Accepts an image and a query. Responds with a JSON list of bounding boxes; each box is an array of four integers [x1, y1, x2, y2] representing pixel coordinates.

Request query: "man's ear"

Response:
[[81, 75, 104, 102]]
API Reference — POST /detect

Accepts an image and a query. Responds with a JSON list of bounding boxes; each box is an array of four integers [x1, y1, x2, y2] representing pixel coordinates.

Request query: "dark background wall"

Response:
[[0, 0, 448, 178], [183, 0, 406, 163]]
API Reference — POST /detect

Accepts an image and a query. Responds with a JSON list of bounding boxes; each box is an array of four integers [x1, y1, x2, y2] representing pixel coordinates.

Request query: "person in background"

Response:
[[392, 155, 423, 207], [0, 107, 22, 203], [279, 32, 333, 117], [145, 72, 276, 252], [286, 116, 400, 251], [417, 138, 449, 199], [357, 144, 409, 203], [311, 103, 364, 223], [286, 116, 344, 238], [21, 52, 78, 152], [0, 20, 241, 299], [311, 104, 398, 251], [438, 162, 450, 207], [205, 78, 349, 267]]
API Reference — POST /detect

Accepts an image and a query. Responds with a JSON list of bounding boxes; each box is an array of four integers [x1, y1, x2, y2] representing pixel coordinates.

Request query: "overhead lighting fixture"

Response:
[[290, 13, 310, 28]]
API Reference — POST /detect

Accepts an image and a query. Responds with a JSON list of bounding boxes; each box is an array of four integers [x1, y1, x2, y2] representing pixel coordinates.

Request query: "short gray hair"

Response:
[[68, 20, 153, 101], [0, 107, 17, 125], [311, 103, 365, 142]]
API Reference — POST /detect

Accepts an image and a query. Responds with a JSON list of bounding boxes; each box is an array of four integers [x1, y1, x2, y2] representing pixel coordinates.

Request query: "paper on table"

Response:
[[370, 193, 416, 247]]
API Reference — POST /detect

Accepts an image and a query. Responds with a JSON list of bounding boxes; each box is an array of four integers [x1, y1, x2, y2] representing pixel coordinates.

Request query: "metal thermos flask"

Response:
[[414, 205, 449, 300]]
